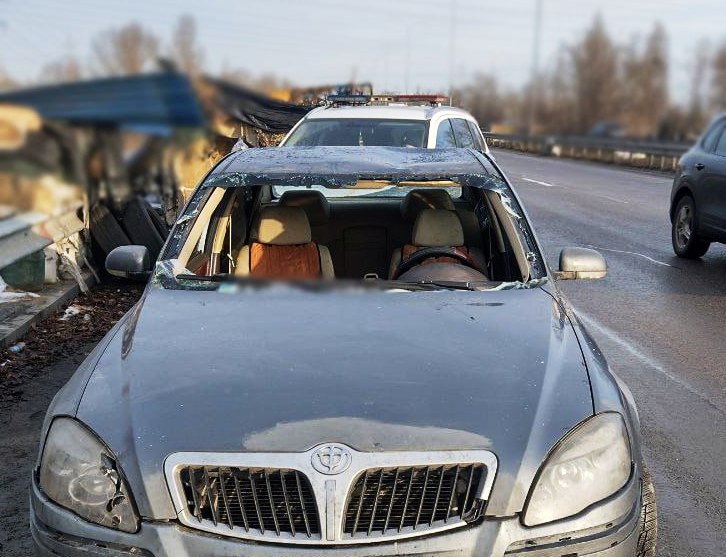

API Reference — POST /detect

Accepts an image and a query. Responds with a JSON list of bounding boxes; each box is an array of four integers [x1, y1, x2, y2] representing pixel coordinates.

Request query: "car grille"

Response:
[[180, 466, 320, 538], [343, 464, 485, 537]]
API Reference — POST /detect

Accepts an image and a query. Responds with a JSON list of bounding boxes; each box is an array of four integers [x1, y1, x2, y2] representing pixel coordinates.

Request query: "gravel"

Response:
[[0, 281, 143, 555], [0, 282, 143, 409]]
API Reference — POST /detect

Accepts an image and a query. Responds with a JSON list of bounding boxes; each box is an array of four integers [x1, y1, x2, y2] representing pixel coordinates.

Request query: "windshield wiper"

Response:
[[174, 274, 491, 292], [176, 273, 229, 282], [400, 280, 491, 291]]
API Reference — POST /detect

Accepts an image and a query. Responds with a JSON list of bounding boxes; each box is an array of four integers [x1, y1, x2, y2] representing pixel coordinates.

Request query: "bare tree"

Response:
[[0, 65, 15, 92], [170, 15, 205, 76], [686, 39, 711, 134], [92, 22, 159, 76], [622, 23, 669, 137], [40, 55, 83, 84], [570, 15, 621, 133], [457, 73, 505, 130], [537, 50, 578, 135], [711, 42, 726, 112]]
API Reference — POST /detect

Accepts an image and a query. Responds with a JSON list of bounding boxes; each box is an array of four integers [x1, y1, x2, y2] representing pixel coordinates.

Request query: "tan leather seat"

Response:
[[388, 209, 486, 278], [400, 189, 455, 221], [278, 190, 330, 226], [236, 206, 335, 279]]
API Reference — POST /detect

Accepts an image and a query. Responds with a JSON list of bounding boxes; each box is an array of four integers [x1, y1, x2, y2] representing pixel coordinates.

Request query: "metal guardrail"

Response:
[[482, 132, 691, 172]]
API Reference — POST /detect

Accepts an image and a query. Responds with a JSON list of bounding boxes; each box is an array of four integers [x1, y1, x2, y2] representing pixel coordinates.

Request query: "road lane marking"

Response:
[[577, 312, 724, 415], [521, 177, 559, 187], [585, 245, 677, 268], [590, 193, 629, 204]]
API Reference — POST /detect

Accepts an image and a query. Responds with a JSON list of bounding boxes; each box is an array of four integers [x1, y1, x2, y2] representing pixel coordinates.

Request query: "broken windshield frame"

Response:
[[159, 150, 547, 288]]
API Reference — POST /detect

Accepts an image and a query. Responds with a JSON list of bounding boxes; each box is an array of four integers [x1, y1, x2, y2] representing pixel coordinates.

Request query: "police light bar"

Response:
[[394, 94, 449, 106], [326, 94, 371, 105]]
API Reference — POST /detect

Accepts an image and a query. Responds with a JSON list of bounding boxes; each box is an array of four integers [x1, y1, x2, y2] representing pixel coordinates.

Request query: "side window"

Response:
[[435, 119, 457, 148], [467, 120, 485, 150], [451, 118, 475, 148], [702, 121, 725, 152], [715, 129, 726, 157]]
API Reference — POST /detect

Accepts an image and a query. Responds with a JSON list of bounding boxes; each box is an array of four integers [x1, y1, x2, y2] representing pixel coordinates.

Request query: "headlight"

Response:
[[39, 418, 139, 533], [523, 413, 632, 526]]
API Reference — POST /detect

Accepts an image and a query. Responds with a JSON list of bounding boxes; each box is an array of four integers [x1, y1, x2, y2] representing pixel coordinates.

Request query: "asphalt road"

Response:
[[495, 149, 726, 557]]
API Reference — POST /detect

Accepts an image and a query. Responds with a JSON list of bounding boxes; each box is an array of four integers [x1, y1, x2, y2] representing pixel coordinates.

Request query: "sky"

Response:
[[1, 0, 724, 103]]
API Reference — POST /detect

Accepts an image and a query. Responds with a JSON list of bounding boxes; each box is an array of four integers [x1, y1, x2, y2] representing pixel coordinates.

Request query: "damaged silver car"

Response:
[[31, 146, 656, 557]]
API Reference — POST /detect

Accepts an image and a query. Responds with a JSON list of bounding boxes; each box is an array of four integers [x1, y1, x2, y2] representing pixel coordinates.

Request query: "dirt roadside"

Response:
[[0, 282, 143, 556]]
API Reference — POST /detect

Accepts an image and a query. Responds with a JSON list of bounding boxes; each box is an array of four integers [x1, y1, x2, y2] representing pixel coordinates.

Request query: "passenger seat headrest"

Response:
[[412, 209, 464, 247], [278, 190, 330, 226], [401, 189, 455, 221], [256, 206, 312, 245]]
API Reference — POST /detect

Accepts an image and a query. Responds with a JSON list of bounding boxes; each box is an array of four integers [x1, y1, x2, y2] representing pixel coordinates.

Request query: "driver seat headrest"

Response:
[[256, 206, 312, 245], [400, 189, 455, 221], [278, 190, 330, 226], [412, 209, 464, 247]]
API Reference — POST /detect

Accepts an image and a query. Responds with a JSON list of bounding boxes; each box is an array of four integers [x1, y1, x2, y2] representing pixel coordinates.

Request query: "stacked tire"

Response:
[[90, 197, 169, 274]]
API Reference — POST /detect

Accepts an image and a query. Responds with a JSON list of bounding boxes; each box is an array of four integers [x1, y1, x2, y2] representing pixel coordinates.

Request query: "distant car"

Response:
[[587, 121, 626, 139], [280, 95, 489, 153], [32, 147, 656, 557], [671, 114, 726, 258]]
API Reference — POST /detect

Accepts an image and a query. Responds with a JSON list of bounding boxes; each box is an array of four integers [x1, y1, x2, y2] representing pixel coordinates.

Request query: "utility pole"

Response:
[[405, 26, 411, 93], [527, 0, 543, 135], [448, 0, 457, 105]]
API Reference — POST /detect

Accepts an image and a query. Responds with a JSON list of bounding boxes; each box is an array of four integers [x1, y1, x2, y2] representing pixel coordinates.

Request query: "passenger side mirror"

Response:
[[105, 245, 152, 281], [554, 247, 607, 280]]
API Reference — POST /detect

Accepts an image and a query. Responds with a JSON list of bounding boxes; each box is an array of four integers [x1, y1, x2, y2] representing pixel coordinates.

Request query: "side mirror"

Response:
[[554, 247, 607, 280], [105, 246, 152, 281]]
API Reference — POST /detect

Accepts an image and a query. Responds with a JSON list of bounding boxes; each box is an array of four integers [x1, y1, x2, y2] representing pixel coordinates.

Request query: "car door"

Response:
[[466, 120, 488, 153], [699, 123, 726, 237], [434, 119, 457, 148], [451, 118, 476, 149]]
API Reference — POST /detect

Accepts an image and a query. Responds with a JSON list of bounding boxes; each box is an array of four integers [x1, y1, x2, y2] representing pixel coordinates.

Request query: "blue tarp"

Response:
[[0, 73, 205, 128]]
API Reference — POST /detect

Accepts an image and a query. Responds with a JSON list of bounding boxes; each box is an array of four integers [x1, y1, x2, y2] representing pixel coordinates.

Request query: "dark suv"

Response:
[[671, 114, 726, 258]]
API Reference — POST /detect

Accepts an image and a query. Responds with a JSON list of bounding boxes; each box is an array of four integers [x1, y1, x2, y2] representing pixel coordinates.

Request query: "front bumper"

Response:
[[30, 474, 640, 557]]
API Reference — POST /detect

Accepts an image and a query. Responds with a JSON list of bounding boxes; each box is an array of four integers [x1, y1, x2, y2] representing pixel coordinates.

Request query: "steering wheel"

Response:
[[393, 246, 479, 279]]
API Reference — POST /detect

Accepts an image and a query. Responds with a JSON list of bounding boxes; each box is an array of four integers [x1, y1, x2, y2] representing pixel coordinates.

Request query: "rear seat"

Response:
[[268, 188, 485, 279]]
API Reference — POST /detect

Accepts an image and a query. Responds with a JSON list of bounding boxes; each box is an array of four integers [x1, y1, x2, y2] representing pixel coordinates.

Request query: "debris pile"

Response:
[[0, 283, 143, 404]]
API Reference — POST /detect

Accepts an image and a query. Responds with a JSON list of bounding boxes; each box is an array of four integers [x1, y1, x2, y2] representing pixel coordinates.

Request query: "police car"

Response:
[[281, 94, 489, 153]]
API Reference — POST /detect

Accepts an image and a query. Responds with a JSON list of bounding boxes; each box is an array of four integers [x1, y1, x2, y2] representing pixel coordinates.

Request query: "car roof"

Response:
[[208, 146, 492, 184], [302, 104, 476, 122]]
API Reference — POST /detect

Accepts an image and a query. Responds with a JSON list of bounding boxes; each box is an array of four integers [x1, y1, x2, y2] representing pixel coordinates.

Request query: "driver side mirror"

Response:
[[554, 247, 607, 280], [105, 245, 152, 281]]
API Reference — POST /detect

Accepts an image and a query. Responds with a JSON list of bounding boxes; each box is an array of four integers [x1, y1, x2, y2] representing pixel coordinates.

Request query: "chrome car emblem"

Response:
[[311, 444, 352, 475]]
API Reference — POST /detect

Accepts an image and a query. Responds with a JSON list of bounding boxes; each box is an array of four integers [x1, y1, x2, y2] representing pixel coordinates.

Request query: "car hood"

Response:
[[76, 284, 593, 518]]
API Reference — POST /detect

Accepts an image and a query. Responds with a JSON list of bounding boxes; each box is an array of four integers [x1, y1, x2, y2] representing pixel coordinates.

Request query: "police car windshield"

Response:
[[284, 119, 427, 147]]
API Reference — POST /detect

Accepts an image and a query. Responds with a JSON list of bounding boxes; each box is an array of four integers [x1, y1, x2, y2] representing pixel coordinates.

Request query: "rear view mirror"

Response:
[[105, 245, 152, 281], [555, 247, 607, 280]]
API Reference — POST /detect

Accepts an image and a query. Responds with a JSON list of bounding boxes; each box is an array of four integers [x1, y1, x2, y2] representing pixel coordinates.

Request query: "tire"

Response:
[[672, 195, 710, 258], [636, 465, 658, 557], [119, 197, 165, 262], [89, 203, 131, 256], [146, 203, 169, 240]]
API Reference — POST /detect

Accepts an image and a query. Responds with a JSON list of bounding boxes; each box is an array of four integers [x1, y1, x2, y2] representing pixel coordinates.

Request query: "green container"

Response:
[[1, 250, 45, 292]]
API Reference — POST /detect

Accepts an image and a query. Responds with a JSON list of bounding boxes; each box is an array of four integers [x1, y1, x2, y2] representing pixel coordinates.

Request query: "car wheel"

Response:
[[636, 465, 658, 557], [672, 196, 710, 258]]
